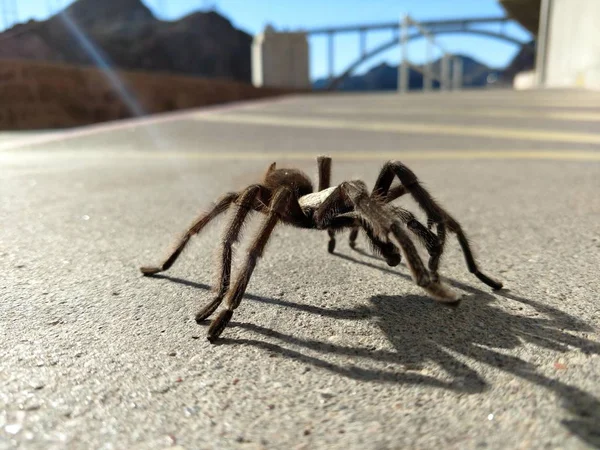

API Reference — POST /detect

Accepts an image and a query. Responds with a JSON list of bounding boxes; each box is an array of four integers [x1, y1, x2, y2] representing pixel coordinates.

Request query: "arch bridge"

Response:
[[305, 16, 532, 90]]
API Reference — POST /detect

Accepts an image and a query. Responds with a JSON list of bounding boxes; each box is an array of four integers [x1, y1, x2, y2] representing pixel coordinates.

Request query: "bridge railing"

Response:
[[398, 14, 463, 93]]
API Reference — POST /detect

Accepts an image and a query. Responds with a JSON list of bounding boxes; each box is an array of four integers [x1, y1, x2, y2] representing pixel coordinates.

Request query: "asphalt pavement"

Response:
[[1, 89, 599, 450]]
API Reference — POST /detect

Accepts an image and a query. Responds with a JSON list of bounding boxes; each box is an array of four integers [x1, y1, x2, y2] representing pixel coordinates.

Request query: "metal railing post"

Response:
[[409, 15, 458, 93], [398, 15, 410, 93], [452, 57, 463, 90], [328, 31, 335, 83], [441, 53, 450, 91], [424, 41, 432, 91]]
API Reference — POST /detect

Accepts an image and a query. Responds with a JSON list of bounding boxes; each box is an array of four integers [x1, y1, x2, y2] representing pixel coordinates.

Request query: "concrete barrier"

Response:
[[0, 59, 300, 130], [513, 70, 536, 90], [538, 0, 600, 90]]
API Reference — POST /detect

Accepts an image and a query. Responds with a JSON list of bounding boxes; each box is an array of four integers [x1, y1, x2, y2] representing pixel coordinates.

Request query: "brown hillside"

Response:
[[0, 0, 252, 82]]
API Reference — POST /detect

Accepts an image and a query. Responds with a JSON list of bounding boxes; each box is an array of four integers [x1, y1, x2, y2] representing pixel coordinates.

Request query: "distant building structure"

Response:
[[251, 25, 310, 89]]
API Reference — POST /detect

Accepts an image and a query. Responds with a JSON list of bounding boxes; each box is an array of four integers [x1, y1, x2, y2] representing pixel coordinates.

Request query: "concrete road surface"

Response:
[[1, 89, 599, 450]]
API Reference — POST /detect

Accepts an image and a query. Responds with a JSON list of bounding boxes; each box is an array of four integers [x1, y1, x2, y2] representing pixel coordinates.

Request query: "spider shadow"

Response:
[[336, 248, 600, 447], [147, 258, 600, 447], [367, 287, 600, 448], [149, 273, 475, 391], [148, 273, 367, 319]]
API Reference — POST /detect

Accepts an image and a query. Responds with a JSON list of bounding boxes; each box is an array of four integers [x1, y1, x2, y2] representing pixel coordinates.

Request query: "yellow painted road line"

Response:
[[2, 149, 599, 162], [372, 100, 600, 109], [144, 150, 600, 161], [380, 93, 599, 100], [319, 107, 600, 122], [194, 113, 600, 145]]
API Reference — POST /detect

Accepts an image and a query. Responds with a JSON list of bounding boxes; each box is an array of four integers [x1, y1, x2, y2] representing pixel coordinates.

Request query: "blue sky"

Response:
[[4, 0, 532, 80]]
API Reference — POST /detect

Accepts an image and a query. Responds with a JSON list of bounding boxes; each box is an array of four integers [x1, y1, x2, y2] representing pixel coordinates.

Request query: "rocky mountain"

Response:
[[313, 63, 429, 91], [0, 0, 252, 82], [314, 55, 502, 91], [501, 41, 536, 83]]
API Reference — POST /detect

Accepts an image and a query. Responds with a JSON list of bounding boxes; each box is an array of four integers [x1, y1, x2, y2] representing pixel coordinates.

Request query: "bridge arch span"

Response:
[[327, 29, 531, 90]]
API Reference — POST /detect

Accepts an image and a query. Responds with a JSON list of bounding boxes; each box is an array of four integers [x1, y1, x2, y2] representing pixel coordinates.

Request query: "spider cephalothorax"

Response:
[[141, 156, 502, 342]]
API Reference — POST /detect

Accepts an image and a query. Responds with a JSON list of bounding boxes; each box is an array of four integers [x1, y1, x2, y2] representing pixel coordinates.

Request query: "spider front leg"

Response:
[[373, 161, 503, 290], [195, 184, 266, 323], [207, 187, 293, 342], [387, 205, 444, 282], [358, 223, 402, 267], [316, 181, 460, 303], [333, 212, 401, 266], [348, 184, 407, 249], [140, 191, 238, 275]]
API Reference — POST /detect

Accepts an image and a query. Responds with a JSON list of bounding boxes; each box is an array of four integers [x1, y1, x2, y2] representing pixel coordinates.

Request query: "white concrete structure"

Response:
[[514, 70, 536, 90], [251, 26, 311, 89], [535, 0, 600, 90]]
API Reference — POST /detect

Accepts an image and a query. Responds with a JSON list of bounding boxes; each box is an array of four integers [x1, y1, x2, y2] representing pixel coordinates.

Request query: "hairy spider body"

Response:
[[141, 156, 502, 342]]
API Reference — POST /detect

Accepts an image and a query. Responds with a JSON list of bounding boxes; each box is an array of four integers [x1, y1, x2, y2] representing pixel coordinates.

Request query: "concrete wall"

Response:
[[252, 27, 310, 89], [543, 0, 600, 89], [514, 70, 536, 90], [0, 59, 298, 130]]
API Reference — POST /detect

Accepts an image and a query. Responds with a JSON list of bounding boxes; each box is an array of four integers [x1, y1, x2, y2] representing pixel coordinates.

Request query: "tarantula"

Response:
[[141, 156, 502, 342]]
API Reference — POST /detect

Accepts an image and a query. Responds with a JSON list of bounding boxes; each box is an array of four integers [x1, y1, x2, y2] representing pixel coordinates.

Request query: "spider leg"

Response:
[[207, 187, 293, 342], [386, 184, 409, 202], [427, 217, 435, 230], [348, 227, 360, 249], [195, 184, 266, 323], [331, 212, 401, 266], [387, 205, 444, 282], [362, 226, 402, 267], [140, 191, 238, 275], [317, 155, 332, 190], [373, 161, 503, 290], [317, 155, 337, 253], [350, 203, 443, 272], [348, 184, 407, 249], [316, 181, 460, 302], [429, 223, 446, 280]]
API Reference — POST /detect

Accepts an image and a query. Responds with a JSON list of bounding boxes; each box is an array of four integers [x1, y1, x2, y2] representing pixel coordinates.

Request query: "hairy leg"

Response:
[[351, 204, 443, 273], [361, 226, 402, 266], [317, 155, 337, 253], [316, 181, 460, 302], [195, 185, 266, 323], [348, 183, 407, 249], [332, 212, 401, 266], [140, 192, 238, 275], [317, 155, 332, 191], [207, 188, 293, 342], [373, 161, 502, 290], [386, 205, 444, 281]]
